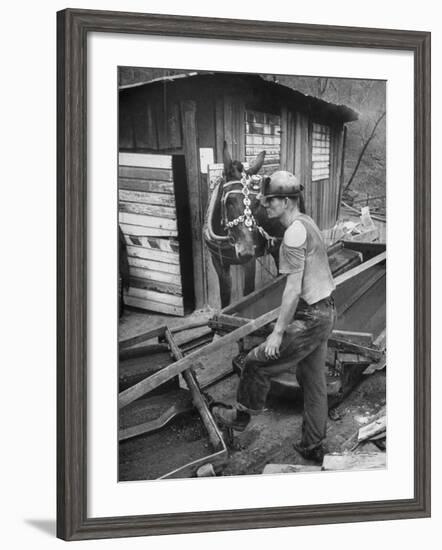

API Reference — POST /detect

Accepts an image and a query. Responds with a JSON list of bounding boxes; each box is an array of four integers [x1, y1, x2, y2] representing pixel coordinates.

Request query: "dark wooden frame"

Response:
[[57, 8, 431, 541]]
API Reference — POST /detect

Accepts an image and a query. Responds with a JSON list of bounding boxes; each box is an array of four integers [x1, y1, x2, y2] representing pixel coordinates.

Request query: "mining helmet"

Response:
[[259, 171, 303, 199]]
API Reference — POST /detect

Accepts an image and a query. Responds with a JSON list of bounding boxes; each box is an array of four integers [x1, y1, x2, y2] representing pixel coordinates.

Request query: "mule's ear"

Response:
[[223, 141, 233, 171], [247, 150, 266, 175]]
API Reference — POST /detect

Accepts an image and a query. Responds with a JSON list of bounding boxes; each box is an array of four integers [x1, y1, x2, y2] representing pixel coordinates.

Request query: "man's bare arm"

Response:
[[264, 271, 303, 358]]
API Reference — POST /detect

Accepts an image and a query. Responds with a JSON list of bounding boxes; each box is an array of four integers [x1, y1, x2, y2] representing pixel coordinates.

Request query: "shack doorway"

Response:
[[172, 154, 195, 313]]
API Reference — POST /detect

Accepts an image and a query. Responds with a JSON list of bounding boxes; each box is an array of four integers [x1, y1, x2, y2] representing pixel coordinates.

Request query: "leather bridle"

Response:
[[221, 173, 277, 247], [221, 173, 260, 231]]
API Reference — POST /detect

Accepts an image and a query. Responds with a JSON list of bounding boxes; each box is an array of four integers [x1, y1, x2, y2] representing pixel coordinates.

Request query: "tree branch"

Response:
[[343, 111, 386, 195]]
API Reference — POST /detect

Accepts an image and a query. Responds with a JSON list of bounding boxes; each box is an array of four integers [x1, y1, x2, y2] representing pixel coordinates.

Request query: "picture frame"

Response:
[[57, 8, 431, 541]]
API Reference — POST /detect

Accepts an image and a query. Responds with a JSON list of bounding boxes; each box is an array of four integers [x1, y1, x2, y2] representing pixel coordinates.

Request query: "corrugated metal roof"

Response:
[[118, 71, 359, 122], [119, 71, 199, 90]]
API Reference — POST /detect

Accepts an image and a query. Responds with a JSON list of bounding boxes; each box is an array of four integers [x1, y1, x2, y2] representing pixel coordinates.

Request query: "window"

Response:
[[312, 123, 331, 181], [245, 110, 281, 174]]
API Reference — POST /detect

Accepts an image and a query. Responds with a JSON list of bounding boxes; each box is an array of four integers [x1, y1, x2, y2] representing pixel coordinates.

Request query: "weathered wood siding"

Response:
[[119, 87, 182, 152], [293, 119, 345, 231], [119, 152, 184, 316]]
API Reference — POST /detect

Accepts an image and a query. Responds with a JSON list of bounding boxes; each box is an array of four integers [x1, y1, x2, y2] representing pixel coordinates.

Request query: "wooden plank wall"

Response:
[[118, 152, 185, 316], [280, 107, 295, 173], [119, 89, 182, 152], [297, 113, 312, 219]]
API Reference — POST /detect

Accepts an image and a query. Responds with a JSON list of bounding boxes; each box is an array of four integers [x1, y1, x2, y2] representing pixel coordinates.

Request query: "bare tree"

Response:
[[343, 111, 386, 195]]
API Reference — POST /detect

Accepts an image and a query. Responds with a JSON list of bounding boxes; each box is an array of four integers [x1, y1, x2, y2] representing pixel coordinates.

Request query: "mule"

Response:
[[204, 142, 284, 308]]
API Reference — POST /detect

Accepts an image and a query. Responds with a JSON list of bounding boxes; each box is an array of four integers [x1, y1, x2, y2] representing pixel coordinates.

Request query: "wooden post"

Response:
[[280, 106, 288, 170], [336, 125, 347, 219], [164, 328, 222, 451], [215, 97, 224, 163], [181, 100, 206, 308]]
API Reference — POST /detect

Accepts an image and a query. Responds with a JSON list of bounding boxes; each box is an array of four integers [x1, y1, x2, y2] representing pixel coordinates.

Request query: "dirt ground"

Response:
[[119, 308, 386, 481]]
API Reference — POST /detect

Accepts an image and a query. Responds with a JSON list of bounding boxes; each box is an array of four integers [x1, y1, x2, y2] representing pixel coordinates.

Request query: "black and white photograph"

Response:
[[117, 68, 387, 481]]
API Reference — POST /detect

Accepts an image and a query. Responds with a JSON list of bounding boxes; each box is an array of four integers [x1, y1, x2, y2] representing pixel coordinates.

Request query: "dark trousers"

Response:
[[237, 297, 336, 449]]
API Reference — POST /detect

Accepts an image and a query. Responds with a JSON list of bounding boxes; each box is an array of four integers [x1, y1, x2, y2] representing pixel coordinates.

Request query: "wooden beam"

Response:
[[119, 342, 168, 360], [119, 212, 177, 231], [164, 328, 222, 451], [358, 415, 386, 442], [331, 330, 374, 346], [118, 307, 281, 408], [119, 223, 178, 238], [119, 178, 174, 195], [118, 166, 173, 181], [128, 256, 180, 274], [124, 296, 184, 316], [125, 287, 183, 307], [119, 152, 172, 169], [328, 337, 384, 362], [119, 189, 176, 207], [119, 320, 210, 351], [286, 110, 296, 173], [124, 235, 179, 252], [214, 97, 224, 163], [333, 251, 386, 287], [119, 202, 176, 219], [280, 106, 288, 170], [336, 126, 347, 220], [119, 325, 167, 350], [129, 276, 182, 297], [128, 267, 181, 286], [119, 399, 193, 442], [181, 100, 206, 309], [322, 452, 386, 471], [127, 245, 180, 265]]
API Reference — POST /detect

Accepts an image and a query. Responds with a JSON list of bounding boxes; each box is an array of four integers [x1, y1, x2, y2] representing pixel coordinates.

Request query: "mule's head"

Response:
[[223, 140, 266, 182], [222, 142, 268, 262]]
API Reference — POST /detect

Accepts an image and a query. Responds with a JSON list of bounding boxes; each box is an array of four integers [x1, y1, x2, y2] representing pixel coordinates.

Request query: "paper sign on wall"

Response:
[[199, 148, 214, 174]]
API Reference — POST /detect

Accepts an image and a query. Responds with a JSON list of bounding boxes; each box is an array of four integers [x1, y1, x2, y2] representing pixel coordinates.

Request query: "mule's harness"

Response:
[[204, 173, 280, 268], [221, 173, 276, 246], [222, 173, 258, 231]]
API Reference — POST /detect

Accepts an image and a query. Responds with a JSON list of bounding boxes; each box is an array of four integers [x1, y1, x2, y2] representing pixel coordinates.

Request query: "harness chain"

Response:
[[223, 173, 276, 246], [207, 173, 279, 275]]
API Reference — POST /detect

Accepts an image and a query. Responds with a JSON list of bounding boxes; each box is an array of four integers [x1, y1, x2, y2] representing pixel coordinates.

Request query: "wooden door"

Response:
[[119, 152, 184, 316]]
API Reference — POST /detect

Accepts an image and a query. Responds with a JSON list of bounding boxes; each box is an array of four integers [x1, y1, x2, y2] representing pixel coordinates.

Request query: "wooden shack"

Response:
[[118, 72, 358, 315]]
